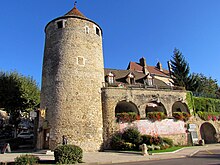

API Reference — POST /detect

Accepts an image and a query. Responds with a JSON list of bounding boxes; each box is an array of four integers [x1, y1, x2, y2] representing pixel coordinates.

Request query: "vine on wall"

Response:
[[193, 97, 220, 113], [186, 91, 220, 121]]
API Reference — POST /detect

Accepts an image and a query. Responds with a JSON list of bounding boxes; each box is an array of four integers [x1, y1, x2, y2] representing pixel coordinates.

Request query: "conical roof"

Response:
[[65, 3, 86, 18]]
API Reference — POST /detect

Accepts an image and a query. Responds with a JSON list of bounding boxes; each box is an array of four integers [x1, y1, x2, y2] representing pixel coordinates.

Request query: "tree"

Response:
[[0, 71, 40, 113], [192, 73, 219, 99], [216, 88, 220, 99], [170, 48, 198, 91]]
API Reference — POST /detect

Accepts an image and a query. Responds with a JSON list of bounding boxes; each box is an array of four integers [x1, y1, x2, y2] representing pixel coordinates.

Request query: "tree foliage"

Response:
[[0, 71, 40, 113], [192, 73, 219, 99], [170, 48, 198, 91]]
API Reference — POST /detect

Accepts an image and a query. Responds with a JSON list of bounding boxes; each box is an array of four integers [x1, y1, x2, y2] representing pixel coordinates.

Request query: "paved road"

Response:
[[103, 149, 220, 165]]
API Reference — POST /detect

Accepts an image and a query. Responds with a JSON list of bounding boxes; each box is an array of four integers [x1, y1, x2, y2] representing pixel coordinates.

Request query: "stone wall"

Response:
[[102, 87, 188, 148], [118, 119, 188, 146], [186, 115, 220, 144], [38, 16, 104, 151]]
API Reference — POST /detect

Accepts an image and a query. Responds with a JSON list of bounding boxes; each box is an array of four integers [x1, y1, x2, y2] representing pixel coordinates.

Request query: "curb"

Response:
[[186, 150, 200, 157]]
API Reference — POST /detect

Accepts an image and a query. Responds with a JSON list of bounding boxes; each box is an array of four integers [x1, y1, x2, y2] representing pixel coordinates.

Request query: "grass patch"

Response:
[[149, 146, 183, 154]]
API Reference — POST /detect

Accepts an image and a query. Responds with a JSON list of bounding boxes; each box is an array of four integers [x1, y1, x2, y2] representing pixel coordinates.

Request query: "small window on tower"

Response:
[[85, 26, 89, 34], [96, 27, 100, 36], [57, 20, 65, 29], [77, 56, 85, 66]]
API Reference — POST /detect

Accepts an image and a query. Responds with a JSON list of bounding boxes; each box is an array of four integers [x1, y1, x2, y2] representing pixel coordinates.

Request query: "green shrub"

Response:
[[110, 133, 125, 150], [54, 144, 83, 164], [111, 128, 141, 150], [141, 135, 153, 145], [122, 127, 142, 145], [110, 133, 136, 150], [151, 135, 163, 145], [15, 154, 39, 165], [121, 142, 136, 151], [162, 137, 173, 147]]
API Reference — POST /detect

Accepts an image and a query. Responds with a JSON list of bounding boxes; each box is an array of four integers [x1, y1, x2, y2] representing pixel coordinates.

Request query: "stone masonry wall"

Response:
[[38, 16, 104, 151], [102, 87, 188, 148]]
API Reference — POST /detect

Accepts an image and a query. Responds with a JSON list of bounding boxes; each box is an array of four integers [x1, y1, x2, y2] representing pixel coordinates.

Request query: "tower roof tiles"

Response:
[[65, 4, 86, 18]]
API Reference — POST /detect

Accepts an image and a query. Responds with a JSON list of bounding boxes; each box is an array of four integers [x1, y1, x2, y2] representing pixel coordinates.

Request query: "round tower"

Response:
[[38, 4, 104, 151]]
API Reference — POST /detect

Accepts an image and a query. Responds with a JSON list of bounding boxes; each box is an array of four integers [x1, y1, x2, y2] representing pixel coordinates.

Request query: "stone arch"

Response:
[[172, 101, 189, 115], [200, 122, 217, 144], [115, 100, 139, 115], [145, 101, 167, 117]]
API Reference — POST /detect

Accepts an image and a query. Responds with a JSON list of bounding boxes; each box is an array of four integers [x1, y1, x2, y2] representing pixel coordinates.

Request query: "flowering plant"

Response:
[[197, 111, 220, 121], [173, 112, 191, 121], [146, 112, 167, 121], [116, 112, 140, 123]]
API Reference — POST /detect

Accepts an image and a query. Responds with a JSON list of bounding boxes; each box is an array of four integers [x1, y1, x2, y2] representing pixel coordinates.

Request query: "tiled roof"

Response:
[[104, 69, 146, 81], [65, 5, 86, 18], [147, 66, 169, 77], [127, 62, 143, 72], [128, 62, 170, 77], [104, 68, 169, 88]]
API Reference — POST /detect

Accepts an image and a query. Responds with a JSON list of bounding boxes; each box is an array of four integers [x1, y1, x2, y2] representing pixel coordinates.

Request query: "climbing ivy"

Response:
[[193, 97, 220, 113], [186, 91, 220, 113], [186, 92, 194, 111], [186, 92, 220, 121]]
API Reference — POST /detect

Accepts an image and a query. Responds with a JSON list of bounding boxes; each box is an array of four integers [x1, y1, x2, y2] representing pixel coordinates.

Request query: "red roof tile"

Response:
[[65, 5, 86, 18], [127, 62, 170, 77], [147, 66, 170, 77], [127, 62, 143, 72]]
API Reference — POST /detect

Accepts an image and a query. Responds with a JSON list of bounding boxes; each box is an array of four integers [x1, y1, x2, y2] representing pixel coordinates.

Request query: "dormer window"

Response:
[[128, 73, 135, 84], [148, 78, 153, 86], [146, 75, 153, 86], [107, 72, 114, 84]]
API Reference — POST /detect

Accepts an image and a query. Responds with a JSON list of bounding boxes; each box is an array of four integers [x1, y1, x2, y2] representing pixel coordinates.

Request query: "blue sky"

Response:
[[0, 0, 220, 86]]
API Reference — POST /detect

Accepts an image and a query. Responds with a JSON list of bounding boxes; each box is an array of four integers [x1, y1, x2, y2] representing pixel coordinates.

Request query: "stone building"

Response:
[[37, 4, 220, 152], [38, 4, 104, 151]]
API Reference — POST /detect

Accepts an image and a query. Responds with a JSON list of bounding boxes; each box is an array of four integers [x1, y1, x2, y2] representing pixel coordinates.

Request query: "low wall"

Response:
[[118, 119, 188, 146]]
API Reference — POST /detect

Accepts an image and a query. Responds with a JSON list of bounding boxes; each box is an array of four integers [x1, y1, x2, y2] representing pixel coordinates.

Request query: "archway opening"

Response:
[[145, 102, 166, 115], [115, 101, 139, 114], [172, 101, 190, 115], [200, 122, 217, 144], [172, 101, 189, 114], [115, 101, 139, 123], [172, 101, 190, 121]]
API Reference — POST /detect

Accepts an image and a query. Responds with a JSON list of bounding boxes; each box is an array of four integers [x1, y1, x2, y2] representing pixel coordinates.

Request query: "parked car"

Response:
[[17, 132, 34, 139]]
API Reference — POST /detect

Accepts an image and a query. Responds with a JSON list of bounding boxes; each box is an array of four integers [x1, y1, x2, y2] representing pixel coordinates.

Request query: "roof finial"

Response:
[[74, 1, 77, 7]]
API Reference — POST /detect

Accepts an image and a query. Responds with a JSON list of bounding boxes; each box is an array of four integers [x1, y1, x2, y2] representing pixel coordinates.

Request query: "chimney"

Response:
[[139, 57, 148, 74], [156, 62, 163, 71], [167, 61, 172, 77]]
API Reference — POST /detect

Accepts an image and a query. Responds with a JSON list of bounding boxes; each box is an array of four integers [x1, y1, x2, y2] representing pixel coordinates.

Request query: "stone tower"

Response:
[[38, 4, 104, 151]]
